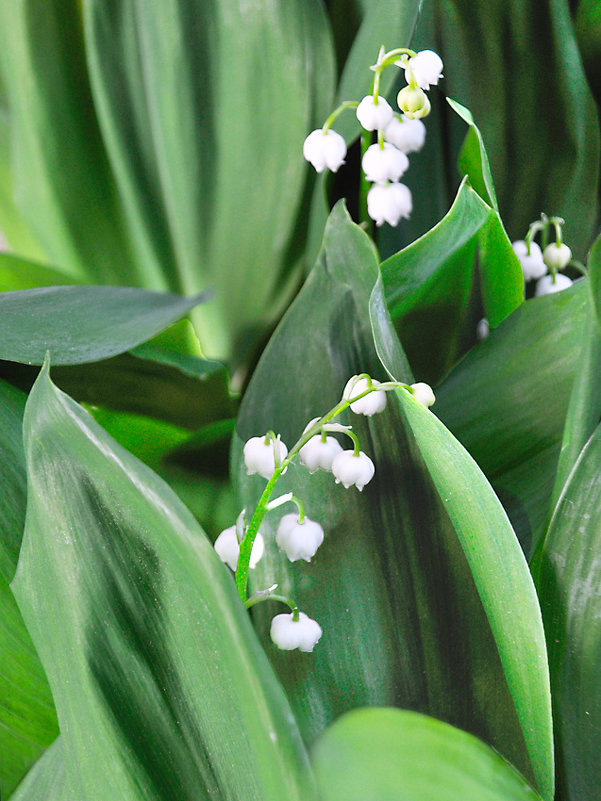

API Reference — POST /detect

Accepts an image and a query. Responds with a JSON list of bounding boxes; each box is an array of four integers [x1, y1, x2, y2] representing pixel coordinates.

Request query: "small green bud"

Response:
[[396, 85, 431, 119]]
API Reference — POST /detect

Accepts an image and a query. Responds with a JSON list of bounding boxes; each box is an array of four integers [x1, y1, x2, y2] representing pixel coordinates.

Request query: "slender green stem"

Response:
[[323, 100, 359, 132], [360, 129, 371, 230]]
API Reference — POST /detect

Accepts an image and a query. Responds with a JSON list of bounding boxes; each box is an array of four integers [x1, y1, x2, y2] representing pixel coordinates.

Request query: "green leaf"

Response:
[[434, 281, 588, 556], [333, 0, 421, 142], [380, 179, 522, 383], [313, 708, 543, 801], [396, 388, 553, 800], [9, 739, 68, 801], [0, 379, 58, 798], [12, 363, 315, 801], [537, 422, 601, 801], [0, 253, 78, 292], [0, 0, 139, 284], [448, 98, 498, 210], [234, 202, 552, 796], [436, 0, 600, 257], [82, 0, 335, 361], [0, 286, 208, 366]]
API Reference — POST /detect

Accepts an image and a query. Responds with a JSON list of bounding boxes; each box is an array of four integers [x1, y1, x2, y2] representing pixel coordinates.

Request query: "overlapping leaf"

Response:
[[12, 363, 316, 800], [313, 708, 543, 801], [82, 0, 335, 361], [234, 202, 552, 797], [0, 379, 58, 798]]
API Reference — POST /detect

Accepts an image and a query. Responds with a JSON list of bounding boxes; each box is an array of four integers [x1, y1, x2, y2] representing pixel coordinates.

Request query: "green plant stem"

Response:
[[360, 129, 371, 231]]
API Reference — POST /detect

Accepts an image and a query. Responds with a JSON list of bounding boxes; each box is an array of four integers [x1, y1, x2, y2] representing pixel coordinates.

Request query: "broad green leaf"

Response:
[[434, 280, 588, 557], [313, 708, 543, 801], [0, 379, 58, 798], [537, 422, 601, 801], [234, 202, 552, 796], [333, 0, 421, 142], [380, 179, 522, 383], [82, 0, 335, 361], [436, 0, 599, 257], [0, 286, 207, 365], [0, 0, 139, 284], [13, 363, 315, 801], [396, 389, 552, 800], [10, 740, 69, 801]]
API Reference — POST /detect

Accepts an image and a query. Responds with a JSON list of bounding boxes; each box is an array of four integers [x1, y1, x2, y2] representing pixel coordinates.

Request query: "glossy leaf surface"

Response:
[[0, 286, 207, 365], [234, 203, 552, 797], [313, 708, 543, 801], [12, 364, 315, 801]]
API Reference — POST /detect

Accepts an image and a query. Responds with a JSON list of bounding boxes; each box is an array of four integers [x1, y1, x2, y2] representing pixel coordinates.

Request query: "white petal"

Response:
[[543, 243, 572, 271], [534, 274, 573, 296], [356, 95, 393, 131]]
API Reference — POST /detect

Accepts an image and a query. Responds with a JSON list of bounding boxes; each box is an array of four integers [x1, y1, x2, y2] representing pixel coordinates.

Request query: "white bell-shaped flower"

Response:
[[534, 273, 573, 296], [214, 526, 264, 571], [299, 419, 343, 473], [511, 240, 547, 281], [367, 182, 412, 227], [303, 128, 347, 173], [276, 513, 324, 562], [270, 611, 323, 652], [396, 86, 431, 119], [356, 94, 394, 131], [383, 114, 426, 154], [410, 382, 436, 408], [476, 318, 490, 341], [243, 434, 288, 479], [403, 50, 444, 90], [331, 450, 375, 491], [343, 376, 387, 416], [362, 142, 409, 183], [543, 242, 572, 271]]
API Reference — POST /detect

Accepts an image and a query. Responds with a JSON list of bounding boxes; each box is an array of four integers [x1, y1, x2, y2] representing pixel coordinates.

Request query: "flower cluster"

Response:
[[512, 214, 574, 296], [214, 373, 435, 653], [302, 46, 443, 228]]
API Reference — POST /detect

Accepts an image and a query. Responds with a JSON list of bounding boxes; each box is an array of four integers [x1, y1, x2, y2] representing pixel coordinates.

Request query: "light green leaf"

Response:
[[313, 708, 543, 801], [234, 202, 552, 796], [537, 422, 601, 801], [0, 253, 78, 292], [435, 281, 588, 556], [0, 286, 208, 365], [82, 0, 335, 361], [9, 739, 69, 801], [448, 97, 498, 210], [12, 363, 315, 801], [0, 379, 58, 799], [0, 0, 138, 283]]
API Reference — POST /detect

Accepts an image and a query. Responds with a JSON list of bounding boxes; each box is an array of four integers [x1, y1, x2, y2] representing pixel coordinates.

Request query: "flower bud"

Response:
[[367, 182, 412, 227], [543, 242, 572, 271], [270, 611, 323, 652], [214, 526, 264, 571], [331, 450, 375, 491], [361, 142, 409, 183], [356, 94, 394, 131], [476, 318, 490, 341], [534, 273, 573, 296], [303, 128, 347, 173], [276, 513, 324, 562], [410, 382, 435, 408], [343, 376, 387, 416], [243, 434, 288, 479], [396, 86, 431, 119], [383, 114, 426, 154], [511, 240, 547, 281], [403, 50, 444, 90]]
